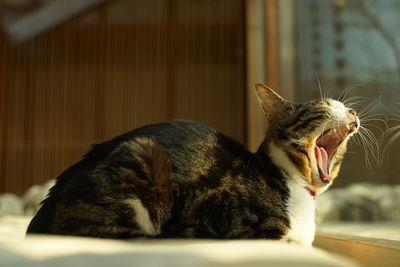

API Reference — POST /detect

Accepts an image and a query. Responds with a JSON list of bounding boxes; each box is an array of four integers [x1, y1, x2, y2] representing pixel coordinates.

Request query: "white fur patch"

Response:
[[283, 179, 316, 246], [269, 142, 316, 246], [320, 99, 356, 133], [330, 100, 348, 120], [124, 199, 159, 236]]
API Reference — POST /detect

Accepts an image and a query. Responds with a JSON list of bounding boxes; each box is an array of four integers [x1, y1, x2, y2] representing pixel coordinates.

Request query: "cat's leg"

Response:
[[45, 200, 145, 238], [28, 137, 174, 239], [107, 137, 174, 238], [123, 198, 161, 237], [175, 189, 255, 239]]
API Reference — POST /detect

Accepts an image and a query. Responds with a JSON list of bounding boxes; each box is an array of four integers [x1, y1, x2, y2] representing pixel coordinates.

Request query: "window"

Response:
[[274, 1, 400, 264], [283, 0, 400, 242]]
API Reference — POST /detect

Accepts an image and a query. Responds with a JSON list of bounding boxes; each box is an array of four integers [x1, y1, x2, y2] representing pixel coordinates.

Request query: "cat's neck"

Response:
[[284, 178, 316, 246], [257, 140, 315, 197], [257, 140, 317, 245]]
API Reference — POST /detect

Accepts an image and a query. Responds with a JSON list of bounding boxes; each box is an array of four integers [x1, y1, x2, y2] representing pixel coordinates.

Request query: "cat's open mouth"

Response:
[[314, 123, 357, 184]]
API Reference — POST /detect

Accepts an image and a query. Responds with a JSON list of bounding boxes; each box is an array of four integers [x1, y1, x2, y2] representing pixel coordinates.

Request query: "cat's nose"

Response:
[[348, 109, 357, 116], [348, 116, 360, 133]]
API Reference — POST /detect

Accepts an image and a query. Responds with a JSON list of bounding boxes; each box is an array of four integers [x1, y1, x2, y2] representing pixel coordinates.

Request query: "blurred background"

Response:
[[0, 0, 399, 206]]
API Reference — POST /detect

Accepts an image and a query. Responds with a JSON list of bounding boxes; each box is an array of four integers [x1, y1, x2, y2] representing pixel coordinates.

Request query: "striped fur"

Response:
[[27, 84, 358, 246]]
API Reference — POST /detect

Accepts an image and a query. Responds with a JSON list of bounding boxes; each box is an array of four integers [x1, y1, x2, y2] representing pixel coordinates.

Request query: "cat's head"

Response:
[[255, 84, 360, 194]]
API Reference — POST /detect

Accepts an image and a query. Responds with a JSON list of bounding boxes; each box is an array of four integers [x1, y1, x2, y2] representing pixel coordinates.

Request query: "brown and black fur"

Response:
[[27, 120, 290, 239], [27, 85, 358, 240]]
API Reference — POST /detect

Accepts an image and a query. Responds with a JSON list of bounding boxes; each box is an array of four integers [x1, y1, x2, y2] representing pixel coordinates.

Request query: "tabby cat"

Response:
[[27, 84, 359, 246]]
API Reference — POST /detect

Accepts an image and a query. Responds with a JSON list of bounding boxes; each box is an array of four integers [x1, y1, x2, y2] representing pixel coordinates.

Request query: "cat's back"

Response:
[[88, 120, 219, 155], [41, 119, 229, 199], [89, 119, 249, 179], [119, 119, 222, 153]]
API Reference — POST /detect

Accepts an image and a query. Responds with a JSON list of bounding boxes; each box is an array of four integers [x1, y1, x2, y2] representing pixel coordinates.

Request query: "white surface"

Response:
[[1, 236, 358, 267], [0, 216, 31, 242], [0, 215, 359, 267]]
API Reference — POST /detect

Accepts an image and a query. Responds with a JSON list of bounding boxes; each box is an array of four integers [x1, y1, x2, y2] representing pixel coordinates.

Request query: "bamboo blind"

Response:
[[0, 0, 245, 195]]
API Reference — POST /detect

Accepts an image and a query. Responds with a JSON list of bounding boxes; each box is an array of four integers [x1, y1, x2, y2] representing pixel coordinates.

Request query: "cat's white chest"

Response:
[[283, 180, 316, 246]]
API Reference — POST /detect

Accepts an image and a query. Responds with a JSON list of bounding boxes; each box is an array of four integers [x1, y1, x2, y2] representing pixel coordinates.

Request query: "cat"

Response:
[[26, 84, 359, 246]]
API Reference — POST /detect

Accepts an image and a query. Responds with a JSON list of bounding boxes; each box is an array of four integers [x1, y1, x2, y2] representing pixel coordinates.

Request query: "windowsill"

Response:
[[317, 221, 400, 242], [314, 233, 400, 267]]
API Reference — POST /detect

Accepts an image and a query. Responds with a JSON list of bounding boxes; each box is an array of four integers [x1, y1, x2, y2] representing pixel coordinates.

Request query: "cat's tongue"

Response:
[[314, 146, 331, 182]]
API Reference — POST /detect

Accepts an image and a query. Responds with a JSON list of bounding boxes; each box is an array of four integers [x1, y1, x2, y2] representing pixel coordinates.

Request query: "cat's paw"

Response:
[[280, 237, 300, 245], [280, 237, 312, 247]]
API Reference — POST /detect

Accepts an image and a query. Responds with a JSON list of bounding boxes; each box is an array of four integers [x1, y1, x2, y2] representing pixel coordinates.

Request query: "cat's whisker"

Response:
[[357, 98, 382, 118], [340, 89, 384, 167], [343, 96, 370, 102], [360, 124, 386, 134], [386, 117, 400, 124], [342, 96, 370, 106], [360, 116, 387, 124], [380, 124, 400, 162], [357, 125, 380, 167], [354, 133, 376, 168], [341, 88, 383, 165], [353, 132, 362, 147], [360, 115, 386, 122], [345, 101, 364, 109], [338, 83, 366, 103], [360, 125, 379, 147], [359, 113, 387, 120], [358, 109, 381, 125], [350, 124, 379, 168], [356, 137, 371, 167], [358, 103, 377, 117], [361, 128, 379, 153], [343, 99, 373, 112], [357, 136, 374, 168], [359, 115, 388, 134], [315, 74, 326, 101]]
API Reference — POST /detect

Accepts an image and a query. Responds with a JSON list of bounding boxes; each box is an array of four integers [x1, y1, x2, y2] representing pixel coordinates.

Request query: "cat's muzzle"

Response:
[[315, 119, 358, 184]]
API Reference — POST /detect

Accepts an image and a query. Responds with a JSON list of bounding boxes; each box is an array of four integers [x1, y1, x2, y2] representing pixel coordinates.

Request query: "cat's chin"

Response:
[[310, 175, 332, 194]]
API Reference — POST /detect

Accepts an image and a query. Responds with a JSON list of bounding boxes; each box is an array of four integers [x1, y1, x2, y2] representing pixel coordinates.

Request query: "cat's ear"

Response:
[[255, 83, 294, 120]]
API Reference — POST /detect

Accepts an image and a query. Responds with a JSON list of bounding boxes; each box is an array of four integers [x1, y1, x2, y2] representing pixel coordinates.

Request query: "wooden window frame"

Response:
[[246, 0, 400, 265], [315, 234, 400, 267], [245, 0, 293, 151]]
